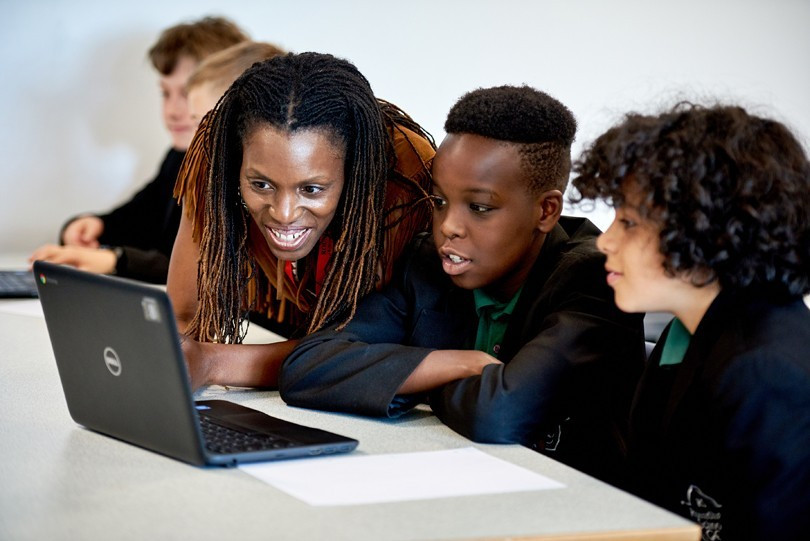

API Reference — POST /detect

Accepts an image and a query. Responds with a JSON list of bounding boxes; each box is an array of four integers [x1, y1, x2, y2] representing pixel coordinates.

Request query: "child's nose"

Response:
[[438, 208, 464, 239], [596, 225, 616, 254]]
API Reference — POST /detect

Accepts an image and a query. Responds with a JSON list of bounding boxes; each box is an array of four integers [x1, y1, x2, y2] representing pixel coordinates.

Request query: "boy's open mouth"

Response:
[[440, 251, 472, 276]]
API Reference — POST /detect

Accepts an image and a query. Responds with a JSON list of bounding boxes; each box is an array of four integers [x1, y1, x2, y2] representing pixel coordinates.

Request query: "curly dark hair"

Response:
[[571, 102, 810, 298], [444, 85, 576, 193]]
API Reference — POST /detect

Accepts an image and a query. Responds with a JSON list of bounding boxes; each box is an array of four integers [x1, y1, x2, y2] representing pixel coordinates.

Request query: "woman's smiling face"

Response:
[[239, 124, 346, 262]]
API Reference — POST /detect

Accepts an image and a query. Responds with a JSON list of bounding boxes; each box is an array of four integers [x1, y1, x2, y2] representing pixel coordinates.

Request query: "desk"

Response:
[[0, 297, 700, 541]]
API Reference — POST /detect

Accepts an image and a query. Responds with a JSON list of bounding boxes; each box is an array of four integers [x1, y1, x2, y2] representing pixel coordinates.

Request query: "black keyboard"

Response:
[[0, 270, 38, 298], [199, 415, 298, 454]]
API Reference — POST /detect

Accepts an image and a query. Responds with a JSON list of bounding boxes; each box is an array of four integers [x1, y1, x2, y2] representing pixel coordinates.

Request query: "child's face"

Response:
[[597, 204, 671, 314], [239, 124, 345, 262], [187, 82, 222, 129], [598, 181, 723, 330], [160, 56, 197, 151], [431, 133, 547, 300]]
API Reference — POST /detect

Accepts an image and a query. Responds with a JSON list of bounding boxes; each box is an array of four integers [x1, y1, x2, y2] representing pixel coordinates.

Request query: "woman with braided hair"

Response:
[[168, 52, 435, 390]]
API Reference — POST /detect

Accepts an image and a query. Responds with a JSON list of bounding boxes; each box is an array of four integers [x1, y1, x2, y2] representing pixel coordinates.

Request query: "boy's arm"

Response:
[[280, 240, 497, 417], [398, 350, 501, 394], [428, 257, 644, 445], [279, 287, 431, 417], [113, 247, 170, 283], [97, 149, 180, 247]]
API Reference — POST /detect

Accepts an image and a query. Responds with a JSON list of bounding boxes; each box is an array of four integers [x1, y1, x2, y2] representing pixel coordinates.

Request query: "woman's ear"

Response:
[[536, 189, 563, 233]]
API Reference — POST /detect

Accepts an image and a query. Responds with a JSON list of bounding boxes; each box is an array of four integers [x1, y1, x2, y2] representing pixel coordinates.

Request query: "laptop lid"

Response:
[[33, 261, 357, 466]]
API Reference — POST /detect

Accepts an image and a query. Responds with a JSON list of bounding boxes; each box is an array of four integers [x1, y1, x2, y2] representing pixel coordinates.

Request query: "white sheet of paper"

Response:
[[240, 446, 564, 506], [0, 299, 44, 319]]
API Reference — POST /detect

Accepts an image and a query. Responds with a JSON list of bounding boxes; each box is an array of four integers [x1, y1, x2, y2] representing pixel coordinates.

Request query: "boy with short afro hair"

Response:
[[280, 85, 645, 483]]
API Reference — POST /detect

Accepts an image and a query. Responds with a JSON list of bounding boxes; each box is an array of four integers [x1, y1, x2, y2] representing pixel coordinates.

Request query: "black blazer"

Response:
[[281, 217, 645, 482], [628, 290, 810, 540], [61, 148, 184, 283]]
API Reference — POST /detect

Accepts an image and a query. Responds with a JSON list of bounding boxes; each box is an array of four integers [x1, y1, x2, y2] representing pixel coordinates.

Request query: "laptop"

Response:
[[33, 260, 358, 467], [0, 269, 38, 298]]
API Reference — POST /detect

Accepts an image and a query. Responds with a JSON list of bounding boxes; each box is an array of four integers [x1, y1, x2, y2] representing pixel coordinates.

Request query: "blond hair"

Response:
[[186, 41, 286, 96]]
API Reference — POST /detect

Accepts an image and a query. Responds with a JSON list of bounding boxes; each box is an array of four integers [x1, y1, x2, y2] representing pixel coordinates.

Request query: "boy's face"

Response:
[[160, 55, 197, 151], [597, 181, 703, 316], [431, 133, 549, 300]]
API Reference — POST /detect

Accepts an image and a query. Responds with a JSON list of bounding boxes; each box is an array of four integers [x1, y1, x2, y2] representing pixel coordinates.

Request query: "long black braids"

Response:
[[189, 52, 408, 342]]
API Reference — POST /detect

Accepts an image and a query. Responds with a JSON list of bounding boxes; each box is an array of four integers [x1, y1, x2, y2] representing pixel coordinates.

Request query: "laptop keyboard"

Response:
[[199, 416, 298, 454], [0, 271, 37, 295]]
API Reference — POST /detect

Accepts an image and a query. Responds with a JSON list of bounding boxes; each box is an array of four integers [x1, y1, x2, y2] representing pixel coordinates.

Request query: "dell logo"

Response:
[[103, 347, 122, 376]]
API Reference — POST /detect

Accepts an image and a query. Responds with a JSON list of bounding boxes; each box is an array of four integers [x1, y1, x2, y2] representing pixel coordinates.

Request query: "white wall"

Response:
[[2, 0, 808, 251]]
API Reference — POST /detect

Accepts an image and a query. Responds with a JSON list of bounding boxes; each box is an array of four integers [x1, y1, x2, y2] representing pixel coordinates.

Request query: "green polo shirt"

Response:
[[659, 317, 691, 366], [473, 287, 523, 359]]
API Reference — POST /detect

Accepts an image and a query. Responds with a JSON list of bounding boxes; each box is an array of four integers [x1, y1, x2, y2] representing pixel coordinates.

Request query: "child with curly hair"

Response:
[[572, 103, 810, 540]]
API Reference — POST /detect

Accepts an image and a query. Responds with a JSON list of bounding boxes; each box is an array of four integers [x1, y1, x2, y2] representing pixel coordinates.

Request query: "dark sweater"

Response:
[[62, 148, 184, 283]]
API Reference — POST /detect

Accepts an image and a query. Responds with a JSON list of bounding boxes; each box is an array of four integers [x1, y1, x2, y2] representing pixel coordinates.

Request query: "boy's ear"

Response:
[[535, 190, 563, 233]]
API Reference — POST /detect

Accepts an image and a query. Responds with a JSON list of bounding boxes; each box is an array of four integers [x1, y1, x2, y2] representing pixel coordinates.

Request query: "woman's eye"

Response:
[[250, 180, 272, 191], [469, 203, 492, 214], [301, 185, 324, 195]]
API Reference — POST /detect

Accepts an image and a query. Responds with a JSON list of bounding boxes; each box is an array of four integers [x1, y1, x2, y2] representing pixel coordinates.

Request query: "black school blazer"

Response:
[[281, 217, 645, 482], [628, 290, 810, 540]]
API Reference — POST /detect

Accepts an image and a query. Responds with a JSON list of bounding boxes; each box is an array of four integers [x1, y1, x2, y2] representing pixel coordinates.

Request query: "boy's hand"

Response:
[[62, 216, 104, 247], [29, 244, 117, 274], [398, 350, 502, 394]]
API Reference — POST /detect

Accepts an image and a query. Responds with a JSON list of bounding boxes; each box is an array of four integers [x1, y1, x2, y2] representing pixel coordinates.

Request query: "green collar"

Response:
[[473, 287, 523, 358], [659, 317, 691, 366], [473, 287, 523, 321]]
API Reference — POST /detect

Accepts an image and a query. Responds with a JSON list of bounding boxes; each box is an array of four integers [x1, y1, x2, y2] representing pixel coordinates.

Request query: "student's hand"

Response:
[[398, 350, 503, 394], [29, 244, 117, 274], [61, 216, 104, 247]]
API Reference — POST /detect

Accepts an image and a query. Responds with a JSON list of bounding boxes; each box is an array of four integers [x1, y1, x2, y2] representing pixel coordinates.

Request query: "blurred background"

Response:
[[1, 0, 808, 251]]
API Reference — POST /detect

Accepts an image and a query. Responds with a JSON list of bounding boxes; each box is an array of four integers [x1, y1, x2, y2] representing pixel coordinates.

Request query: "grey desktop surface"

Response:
[[0, 306, 699, 541]]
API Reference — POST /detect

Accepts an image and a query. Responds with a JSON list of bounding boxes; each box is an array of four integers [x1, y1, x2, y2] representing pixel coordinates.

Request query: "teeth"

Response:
[[448, 254, 465, 264], [272, 229, 306, 242]]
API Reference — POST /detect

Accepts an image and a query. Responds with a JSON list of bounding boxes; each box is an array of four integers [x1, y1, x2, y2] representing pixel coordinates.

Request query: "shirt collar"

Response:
[[473, 286, 523, 321]]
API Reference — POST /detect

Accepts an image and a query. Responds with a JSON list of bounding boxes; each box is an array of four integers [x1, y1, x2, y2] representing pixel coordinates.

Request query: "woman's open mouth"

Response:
[[266, 227, 312, 251]]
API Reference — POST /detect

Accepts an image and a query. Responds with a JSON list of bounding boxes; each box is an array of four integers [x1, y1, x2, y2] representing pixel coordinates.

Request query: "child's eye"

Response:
[[469, 203, 493, 214], [430, 196, 446, 210], [618, 218, 636, 229]]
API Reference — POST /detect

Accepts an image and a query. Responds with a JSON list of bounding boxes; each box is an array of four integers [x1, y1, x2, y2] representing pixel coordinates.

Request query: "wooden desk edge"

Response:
[[472, 524, 701, 541]]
